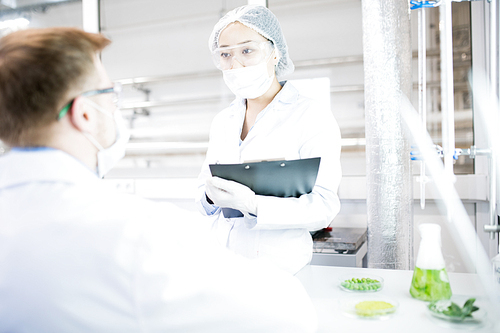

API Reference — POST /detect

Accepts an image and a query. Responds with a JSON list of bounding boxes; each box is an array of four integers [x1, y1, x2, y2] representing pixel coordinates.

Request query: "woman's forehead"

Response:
[[218, 22, 267, 47]]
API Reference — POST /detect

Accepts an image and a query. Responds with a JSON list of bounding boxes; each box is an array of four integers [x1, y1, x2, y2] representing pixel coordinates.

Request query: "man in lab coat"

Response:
[[0, 27, 317, 333]]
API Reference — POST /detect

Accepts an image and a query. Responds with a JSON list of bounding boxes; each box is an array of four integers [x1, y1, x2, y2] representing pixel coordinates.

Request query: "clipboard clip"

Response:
[[245, 162, 286, 169]]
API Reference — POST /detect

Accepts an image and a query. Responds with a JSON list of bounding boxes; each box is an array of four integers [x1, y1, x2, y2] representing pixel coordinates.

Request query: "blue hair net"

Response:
[[209, 5, 295, 78]]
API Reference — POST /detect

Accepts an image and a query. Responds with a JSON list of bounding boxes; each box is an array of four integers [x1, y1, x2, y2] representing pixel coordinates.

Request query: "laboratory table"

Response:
[[295, 265, 498, 333]]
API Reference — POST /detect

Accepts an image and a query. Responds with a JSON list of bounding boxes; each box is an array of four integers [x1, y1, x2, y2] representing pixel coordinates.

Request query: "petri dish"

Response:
[[339, 274, 384, 292], [339, 296, 399, 320], [427, 299, 488, 330]]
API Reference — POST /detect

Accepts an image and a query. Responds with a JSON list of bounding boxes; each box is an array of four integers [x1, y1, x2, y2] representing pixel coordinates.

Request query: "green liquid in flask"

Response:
[[410, 267, 452, 301]]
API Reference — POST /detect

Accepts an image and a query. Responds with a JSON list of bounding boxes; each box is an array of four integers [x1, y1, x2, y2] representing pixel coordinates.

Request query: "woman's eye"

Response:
[[242, 48, 254, 55], [220, 52, 231, 59]]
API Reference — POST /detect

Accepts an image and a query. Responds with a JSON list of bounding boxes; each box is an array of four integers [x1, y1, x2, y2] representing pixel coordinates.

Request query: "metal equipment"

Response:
[[311, 227, 367, 268]]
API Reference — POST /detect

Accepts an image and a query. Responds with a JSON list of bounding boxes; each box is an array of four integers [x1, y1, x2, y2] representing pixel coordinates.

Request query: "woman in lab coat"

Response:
[[196, 5, 342, 274]]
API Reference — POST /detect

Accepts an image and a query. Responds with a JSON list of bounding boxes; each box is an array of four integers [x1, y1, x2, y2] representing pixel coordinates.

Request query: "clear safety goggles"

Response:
[[57, 82, 122, 120], [212, 40, 274, 70]]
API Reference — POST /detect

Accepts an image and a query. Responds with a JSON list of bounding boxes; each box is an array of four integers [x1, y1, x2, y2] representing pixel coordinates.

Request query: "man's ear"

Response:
[[69, 96, 94, 133]]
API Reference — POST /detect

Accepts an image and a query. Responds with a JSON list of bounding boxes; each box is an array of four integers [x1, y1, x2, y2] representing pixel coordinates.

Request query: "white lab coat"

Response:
[[0, 148, 317, 333], [196, 82, 342, 274]]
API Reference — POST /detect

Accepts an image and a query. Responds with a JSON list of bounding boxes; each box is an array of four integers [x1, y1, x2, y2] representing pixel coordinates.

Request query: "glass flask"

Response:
[[410, 223, 452, 301]]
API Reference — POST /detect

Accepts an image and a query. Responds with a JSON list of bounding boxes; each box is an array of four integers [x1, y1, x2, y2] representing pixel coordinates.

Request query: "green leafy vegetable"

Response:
[[428, 298, 479, 321]]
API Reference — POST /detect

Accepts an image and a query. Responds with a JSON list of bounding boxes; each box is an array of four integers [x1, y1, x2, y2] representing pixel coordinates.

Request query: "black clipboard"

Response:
[[209, 157, 321, 218], [209, 156, 319, 196]]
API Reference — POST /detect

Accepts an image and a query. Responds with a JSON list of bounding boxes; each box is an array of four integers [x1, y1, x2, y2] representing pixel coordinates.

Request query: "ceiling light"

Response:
[[0, 17, 29, 35]]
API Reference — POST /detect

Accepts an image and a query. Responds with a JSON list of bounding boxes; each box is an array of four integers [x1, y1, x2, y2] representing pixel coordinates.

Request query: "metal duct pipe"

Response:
[[362, 0, 413, 269]]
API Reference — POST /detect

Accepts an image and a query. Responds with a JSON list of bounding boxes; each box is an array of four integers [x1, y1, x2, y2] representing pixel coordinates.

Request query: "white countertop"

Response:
[[295, 265, 498, 333]]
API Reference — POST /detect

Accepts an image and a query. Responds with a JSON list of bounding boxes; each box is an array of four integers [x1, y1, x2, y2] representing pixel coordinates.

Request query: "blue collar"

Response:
[[11, 146, 57, 152]]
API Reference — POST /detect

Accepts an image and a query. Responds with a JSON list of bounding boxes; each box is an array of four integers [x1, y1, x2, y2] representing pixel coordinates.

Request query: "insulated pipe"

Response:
[[362, 0, 413, 269]]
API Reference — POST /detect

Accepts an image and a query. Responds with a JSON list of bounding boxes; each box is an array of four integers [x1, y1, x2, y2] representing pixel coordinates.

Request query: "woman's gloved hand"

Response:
[[206, 177, 257, 217]]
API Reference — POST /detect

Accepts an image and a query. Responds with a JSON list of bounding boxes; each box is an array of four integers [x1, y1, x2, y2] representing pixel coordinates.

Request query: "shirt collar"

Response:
[[274, 81, 300, 105], [0, 148, 99, 189]]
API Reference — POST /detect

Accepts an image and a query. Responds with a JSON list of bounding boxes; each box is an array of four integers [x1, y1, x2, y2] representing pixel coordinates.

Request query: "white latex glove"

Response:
[[205, 177, 257, 217]]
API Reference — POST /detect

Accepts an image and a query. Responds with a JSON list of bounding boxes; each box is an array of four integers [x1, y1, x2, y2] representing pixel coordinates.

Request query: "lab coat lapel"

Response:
[[220, 101, 246, 164], [238, 83, 299, 161], [239, 101, 283, 154], [241, 82, 297, 144]]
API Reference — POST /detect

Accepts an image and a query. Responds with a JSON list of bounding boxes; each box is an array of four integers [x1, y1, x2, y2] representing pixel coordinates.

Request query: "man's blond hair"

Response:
[[0, 27, 111, 145]]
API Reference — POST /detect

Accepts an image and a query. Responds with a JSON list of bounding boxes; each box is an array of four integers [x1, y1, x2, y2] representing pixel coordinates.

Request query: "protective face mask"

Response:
[[222, 60, 274, 99], [82, 99, 130, 178]]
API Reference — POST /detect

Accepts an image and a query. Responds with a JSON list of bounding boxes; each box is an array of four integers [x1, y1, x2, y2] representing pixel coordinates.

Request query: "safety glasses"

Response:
[[212, 40, 274, 70], [56, 82, 122, 120]]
